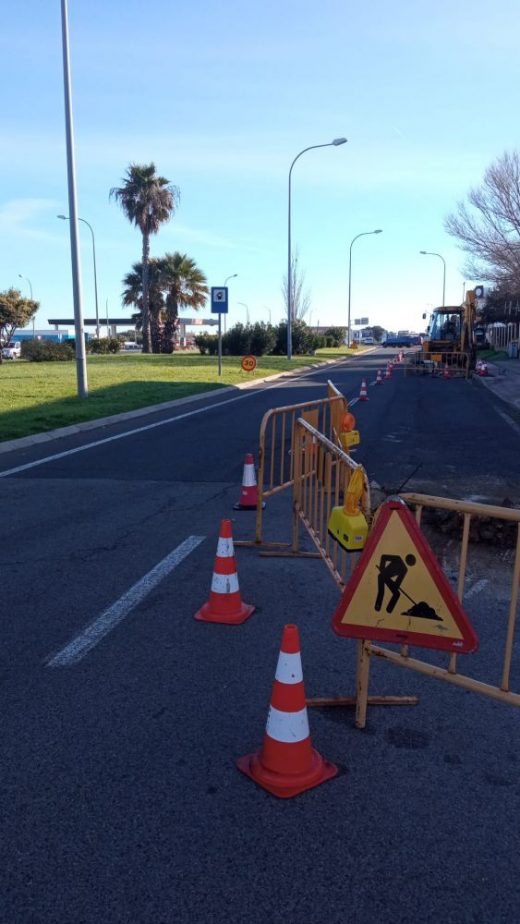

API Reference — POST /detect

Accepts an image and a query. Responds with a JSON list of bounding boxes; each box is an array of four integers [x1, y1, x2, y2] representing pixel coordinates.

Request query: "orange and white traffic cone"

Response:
[[194, 519, 255, 624], [479, 361, 488, 377], [375, 369, 383, 385], [359, 378, 369, 401], [234, 453, 265, 510], [443, 364, 450, 380], [385, 363, 392, 379], [236, 624, 337, 798]]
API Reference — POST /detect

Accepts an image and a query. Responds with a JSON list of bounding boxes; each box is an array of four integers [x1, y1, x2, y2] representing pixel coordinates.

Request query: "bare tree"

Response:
[[445, 150, 520, 289], [282, 251, 312, 321]]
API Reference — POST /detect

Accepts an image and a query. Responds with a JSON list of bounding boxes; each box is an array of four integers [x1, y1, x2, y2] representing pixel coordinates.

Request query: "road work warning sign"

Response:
[[332, 500, 479, 653]]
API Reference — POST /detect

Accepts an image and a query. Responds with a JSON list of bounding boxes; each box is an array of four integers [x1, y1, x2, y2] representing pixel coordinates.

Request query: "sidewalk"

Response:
[[475, 357, 520, 412]]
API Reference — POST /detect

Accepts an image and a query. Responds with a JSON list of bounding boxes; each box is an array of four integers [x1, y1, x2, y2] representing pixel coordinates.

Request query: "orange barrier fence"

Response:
[[309, 492, 520, 728], [243, 381, 349, 546], [405, 350, 470, 378]]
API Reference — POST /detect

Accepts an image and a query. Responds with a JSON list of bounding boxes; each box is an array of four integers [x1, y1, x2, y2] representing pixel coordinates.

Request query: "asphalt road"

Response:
[[1, 349, 520, 924]]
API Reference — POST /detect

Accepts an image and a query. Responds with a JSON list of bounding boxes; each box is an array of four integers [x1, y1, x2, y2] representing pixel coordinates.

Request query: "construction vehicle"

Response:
[[412, 289, 479, 374]]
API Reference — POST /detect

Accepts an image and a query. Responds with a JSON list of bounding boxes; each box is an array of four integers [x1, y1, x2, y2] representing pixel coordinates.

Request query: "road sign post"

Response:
[[211, 287, 228, 377]]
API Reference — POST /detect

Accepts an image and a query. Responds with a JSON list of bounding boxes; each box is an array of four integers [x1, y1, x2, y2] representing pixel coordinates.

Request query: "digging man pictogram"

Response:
[[375, 553, 443, 620]]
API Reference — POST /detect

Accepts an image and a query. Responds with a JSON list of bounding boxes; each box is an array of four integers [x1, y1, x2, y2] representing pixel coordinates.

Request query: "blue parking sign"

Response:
[[211, 287, 228, 313]]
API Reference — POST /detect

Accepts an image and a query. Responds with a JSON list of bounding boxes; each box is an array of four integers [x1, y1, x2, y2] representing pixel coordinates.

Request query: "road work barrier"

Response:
[[237, 380, 349, 548], [286, 418, 372, 582], [318, 492, 520, 728], [405, 350, 470, 378]]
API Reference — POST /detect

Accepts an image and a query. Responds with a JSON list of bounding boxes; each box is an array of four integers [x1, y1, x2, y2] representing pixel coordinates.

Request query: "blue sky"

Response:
[[1, 0, 519, 335]]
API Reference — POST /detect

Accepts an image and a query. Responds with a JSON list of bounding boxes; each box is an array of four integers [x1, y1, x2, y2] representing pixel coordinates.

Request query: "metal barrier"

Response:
[[289, 418, 371, 583], [241, 381, 349, 547], [405, 350, 470, 378], [349, 493, 520, 727]]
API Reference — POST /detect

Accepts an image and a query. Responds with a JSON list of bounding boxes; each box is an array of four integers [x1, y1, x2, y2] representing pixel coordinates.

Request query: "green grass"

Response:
[[477, 348, 510, 362], [0, 350, 355, 443]]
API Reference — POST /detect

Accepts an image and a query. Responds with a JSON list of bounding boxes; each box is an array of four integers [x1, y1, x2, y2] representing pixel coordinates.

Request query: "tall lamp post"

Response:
[[223, 273, 237, 334], [238, 302, 250, 325], [58, 214, 100, 338], [18, 274, 35, 335], [60, 0, 88, 397], [347, 230, 382, 347], [420, 250, 446, 307], [287, 137, 347, 360]]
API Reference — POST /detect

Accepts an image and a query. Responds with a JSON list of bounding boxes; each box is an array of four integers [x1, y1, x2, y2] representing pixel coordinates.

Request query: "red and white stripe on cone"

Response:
[[236, 624, 337, 798], [359, 379, 369, 401], [194, 519, 255, 624], [234, 453, 265, 510], [375, 369, 383, 385]]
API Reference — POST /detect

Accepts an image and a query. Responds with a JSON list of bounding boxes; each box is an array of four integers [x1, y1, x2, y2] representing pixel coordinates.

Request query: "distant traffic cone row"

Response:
[[195, 519, 255, 624], [237, 624, 338, 798], [234, 453, 264, 510], [375, 369, 383, 385], [359, 378, 369, 400]]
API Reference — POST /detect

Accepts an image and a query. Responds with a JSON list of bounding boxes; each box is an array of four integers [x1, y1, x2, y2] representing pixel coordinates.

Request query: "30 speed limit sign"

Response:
[[241, 354, 257, 373]]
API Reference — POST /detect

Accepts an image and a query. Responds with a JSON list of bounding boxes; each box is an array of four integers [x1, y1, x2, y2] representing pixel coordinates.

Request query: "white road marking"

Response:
[[0, 386, 284, 478], [46, 535, 205, 667], [465, 579, 489, 600], [0, 364, 344, 478]]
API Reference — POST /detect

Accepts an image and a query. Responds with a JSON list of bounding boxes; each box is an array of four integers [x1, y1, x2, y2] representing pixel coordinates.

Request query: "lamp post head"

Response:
[[57, 214, 68, 220], [374, 229, 383, 234], [332, 137, 347, 146], [419, 250, 427, 254]]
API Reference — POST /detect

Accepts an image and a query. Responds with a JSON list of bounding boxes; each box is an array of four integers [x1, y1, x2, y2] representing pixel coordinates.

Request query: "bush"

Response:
[[89, 337, 121, 354], [21, 340, 74, 362], [222, 323, 251, 356], [273, 320, 316, 355], [194, 333, 218, 355], [323, 327, 346, 347]]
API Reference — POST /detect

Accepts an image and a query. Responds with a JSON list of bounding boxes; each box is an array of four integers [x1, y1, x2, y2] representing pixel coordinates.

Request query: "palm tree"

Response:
[[110, 163, 179, 353], [122, 259, 165, 353], [158, 253, 208, 353]]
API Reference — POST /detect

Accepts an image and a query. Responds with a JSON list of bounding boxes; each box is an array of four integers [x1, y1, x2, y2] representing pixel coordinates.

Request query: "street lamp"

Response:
[[60, 0, 87, 397], [263, 305, 272, 324], [58, 214, 100, 337], [223, 274, 237, 334], [18, 274, 35, 335], [238, 302, 250, 325], [287, 137, 347, 360], [347, 230, 383, 347], [420, 250, 446, 307]]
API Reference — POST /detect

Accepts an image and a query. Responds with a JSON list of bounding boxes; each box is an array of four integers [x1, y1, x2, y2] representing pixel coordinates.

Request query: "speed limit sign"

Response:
[[241, 354, 257, 372]]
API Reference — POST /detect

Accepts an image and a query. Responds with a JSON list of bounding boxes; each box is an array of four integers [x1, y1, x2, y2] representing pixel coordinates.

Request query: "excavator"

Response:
[[414, 288, 479, 374]]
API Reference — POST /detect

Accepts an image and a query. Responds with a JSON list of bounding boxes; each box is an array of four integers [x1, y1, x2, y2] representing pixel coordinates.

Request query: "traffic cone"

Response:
[[236, 624, 338, 798], [234, 453, 265, 511], [479, 361, 489, 377], [359, 378, 369, 400], [385, 364, 392, 379], [194, 520, 255, 624], [443, 364, 450, 380], [375, 369, 383, 385]]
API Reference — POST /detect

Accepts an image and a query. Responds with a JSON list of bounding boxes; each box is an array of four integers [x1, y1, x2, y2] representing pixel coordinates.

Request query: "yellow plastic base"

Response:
[[339, 430, 360, 450], [327, 507, 368, 551]]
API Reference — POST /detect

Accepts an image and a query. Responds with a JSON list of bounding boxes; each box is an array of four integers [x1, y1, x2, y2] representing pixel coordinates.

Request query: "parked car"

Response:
[[2, 340, 22, 359]]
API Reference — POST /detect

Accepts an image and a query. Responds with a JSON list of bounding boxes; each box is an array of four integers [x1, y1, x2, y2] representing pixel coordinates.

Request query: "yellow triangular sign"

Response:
[[332, 500, 479, 653]]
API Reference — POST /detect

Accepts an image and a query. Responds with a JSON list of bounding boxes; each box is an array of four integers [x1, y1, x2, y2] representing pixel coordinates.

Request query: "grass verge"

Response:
[[0, 350, 359, 443]]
